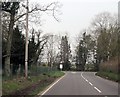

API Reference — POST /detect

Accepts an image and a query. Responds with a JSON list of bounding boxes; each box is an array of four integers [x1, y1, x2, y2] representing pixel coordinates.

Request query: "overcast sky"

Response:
[[29, 0, 118, 50]]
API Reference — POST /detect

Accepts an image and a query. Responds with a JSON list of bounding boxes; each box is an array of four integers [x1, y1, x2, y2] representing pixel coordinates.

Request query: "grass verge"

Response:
[[44, 71, 65, 78], [2, 71, 65, 96], [96, 71, 119, 82], [31, 71, 65, 96]]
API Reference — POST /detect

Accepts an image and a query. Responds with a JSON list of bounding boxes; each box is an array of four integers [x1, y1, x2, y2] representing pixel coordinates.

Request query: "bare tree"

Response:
[[28, 29, 49, 66], [90, 12, 118, 70]]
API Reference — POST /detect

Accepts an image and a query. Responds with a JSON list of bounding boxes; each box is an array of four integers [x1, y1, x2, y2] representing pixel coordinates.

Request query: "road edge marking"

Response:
[[38, 73, 66, 96]]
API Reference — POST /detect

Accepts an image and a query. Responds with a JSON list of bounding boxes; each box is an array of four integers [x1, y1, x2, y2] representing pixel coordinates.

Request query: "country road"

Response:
[[41, 72, 119, 97]]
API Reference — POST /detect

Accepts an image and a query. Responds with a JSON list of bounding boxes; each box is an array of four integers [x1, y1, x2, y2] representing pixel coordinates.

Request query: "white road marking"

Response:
[[89, 82, 93, 86], [71, 72, 76, 74], [81, 72, 87, 81], [39, 73, 66, 96], [85, 79, 88, 82], [81, 72, 102, 93], [93, 72, 97, 76], [94, 87, 102, 93], [81, 72, 85, 80]]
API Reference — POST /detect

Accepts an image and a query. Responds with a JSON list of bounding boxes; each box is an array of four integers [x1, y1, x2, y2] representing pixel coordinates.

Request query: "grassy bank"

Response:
[[96, 71, 119, 82], [2, 71, 65, 96]]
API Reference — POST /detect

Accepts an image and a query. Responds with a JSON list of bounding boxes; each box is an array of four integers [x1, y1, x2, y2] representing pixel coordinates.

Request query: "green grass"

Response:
[[3, 82, 20, 93], [96, 71, 119, 82], [44, 71, 65, 78], [2, 71, 65, 96], [3, 75, 44, 95], [31, 71, 65, 96], [31, 79, 53, 96]]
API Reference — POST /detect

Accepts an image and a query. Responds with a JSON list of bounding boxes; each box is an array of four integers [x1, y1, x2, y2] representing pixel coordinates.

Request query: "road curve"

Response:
[[40, 72, 118, 97]]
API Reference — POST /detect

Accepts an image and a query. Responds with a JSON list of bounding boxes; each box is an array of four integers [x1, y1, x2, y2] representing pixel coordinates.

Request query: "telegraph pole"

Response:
[[25, 0, 29, 78]]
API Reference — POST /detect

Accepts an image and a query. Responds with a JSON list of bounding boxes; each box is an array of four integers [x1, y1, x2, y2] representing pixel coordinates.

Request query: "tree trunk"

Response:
[[4, 14, 15, 77]]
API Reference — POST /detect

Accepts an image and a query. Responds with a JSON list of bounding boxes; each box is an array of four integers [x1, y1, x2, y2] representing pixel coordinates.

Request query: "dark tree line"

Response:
[[2, 1, 61, 77], [2, 2, 20, 76], [2, 26, 25, 75], [76, 33, 95, 71], [60, 36, 71, 70]]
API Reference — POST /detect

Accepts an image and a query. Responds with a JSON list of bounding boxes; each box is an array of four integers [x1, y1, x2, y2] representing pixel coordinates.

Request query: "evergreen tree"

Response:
[[76, 33, 95, 71], [11, 26, 25, 75], [60, 36, 71, 70]]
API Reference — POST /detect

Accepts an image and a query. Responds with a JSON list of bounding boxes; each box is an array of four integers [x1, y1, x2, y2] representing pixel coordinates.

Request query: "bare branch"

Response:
[[15, 2, 61, 22]]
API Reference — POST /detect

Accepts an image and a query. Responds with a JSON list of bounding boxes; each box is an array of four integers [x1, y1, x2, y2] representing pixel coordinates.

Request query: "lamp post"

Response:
[[25, 0, 29, 78]]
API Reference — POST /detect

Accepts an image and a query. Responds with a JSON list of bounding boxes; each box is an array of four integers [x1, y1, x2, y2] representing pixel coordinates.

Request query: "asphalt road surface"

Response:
[[41, 72, 119, 97]]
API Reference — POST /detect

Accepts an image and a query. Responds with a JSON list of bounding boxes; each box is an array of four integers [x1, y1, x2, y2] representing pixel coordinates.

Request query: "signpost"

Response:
[[59, 64, 63, 71]]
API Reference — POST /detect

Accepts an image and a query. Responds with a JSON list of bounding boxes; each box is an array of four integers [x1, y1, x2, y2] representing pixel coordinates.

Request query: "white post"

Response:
[[25, 0, 29, 78], [60, 64, 63, 71]]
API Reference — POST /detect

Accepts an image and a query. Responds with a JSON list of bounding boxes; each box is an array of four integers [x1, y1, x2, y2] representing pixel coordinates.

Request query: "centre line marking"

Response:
[[81, 72, 86, 80], [81, 72, 102, 93], [94, 87, 102, 93], [89, 82, 93, 86], [85, 79, 88, 82]]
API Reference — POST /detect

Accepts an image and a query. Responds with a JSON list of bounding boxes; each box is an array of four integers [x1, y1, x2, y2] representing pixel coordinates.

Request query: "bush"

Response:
[[99, 57, 118, 73], [96, 71, 119, 82]]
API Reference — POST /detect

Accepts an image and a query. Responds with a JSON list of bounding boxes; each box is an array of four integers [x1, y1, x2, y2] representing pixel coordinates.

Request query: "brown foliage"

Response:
[[100, 56, 119, 73]]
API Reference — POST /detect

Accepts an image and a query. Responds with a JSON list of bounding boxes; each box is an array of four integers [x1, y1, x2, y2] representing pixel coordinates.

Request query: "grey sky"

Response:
[[29, 0, 118, 50]]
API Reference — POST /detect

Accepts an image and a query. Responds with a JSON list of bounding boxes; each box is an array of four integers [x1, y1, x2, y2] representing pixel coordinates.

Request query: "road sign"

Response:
[[60, 64, 63, 70]]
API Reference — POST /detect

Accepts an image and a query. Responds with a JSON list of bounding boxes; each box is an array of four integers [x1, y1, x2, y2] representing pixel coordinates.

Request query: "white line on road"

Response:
[[89, 82, 93, 86], [85, 79, 88, 82], [81, 72, 102, 93], [81, 72, 85, 80], [39, 73, 66, 96], [81, 72, 87, 81], [94, 87, 102, 93], [71, 72, 76, 74]]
